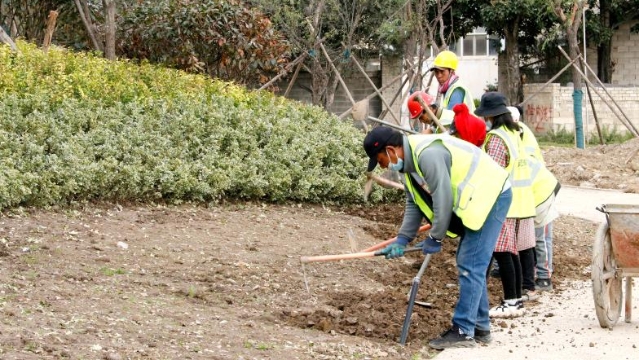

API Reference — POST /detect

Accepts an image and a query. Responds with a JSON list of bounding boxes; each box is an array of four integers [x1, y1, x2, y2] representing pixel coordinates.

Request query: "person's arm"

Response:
[[396, 189, 425, 243], [484, 135, 510, 168], [415, 144, 453, 240]]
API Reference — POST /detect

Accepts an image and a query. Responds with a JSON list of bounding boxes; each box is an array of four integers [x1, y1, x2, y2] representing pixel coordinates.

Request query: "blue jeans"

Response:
[[452, 188, 512, 336], [534, 222, 553, 279]]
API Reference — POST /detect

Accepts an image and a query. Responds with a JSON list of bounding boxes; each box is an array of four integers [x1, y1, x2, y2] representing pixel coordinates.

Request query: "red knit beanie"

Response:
[[451, 103, 487, 147]]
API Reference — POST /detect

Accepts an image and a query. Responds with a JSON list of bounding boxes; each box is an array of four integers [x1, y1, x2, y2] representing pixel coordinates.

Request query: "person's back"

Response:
[[363, 126, 513, 349], [476, 92, 537, 318], [508, 106, 558, 292]]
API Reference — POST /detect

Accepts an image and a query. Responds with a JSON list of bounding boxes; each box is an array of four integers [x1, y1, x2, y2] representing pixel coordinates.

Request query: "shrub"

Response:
[[0, 41, 395, 209], [117, 0, 290, 88]]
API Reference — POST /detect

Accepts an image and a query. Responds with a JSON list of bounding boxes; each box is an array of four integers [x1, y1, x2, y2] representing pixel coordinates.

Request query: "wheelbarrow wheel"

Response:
[[591, 222, 622, 329]]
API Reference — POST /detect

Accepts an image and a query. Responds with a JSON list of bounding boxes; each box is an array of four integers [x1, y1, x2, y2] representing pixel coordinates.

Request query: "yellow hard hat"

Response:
[[431, 50, 458, 71]]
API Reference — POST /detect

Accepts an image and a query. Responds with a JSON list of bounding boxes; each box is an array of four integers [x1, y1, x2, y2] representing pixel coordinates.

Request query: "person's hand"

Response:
[[421, 235, 442, 254], [379, 243, 406, 259]]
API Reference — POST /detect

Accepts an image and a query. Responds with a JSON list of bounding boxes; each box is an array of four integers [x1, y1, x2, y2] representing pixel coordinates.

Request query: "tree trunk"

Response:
[[597, 0, 612, 83], [503, 18, 521, 104], [567, 24, 584, 148], [103, 0, 116, 60], [308, 0, 326, 106], [74, 0, 102, 52]]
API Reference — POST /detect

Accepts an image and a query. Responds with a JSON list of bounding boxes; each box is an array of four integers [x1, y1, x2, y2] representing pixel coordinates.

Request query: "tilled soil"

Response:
[[0, 141, 630, 359]]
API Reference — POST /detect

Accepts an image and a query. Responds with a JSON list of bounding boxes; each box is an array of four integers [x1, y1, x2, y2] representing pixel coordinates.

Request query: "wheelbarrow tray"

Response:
[[600, 204, 639, 269]]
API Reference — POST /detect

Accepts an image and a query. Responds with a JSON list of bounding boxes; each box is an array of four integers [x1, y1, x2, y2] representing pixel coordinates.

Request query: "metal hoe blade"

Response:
[[399, 254, 432, 345]]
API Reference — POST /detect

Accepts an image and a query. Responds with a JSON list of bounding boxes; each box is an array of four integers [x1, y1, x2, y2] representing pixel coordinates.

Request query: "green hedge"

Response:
[[0, 42, 398, 208]]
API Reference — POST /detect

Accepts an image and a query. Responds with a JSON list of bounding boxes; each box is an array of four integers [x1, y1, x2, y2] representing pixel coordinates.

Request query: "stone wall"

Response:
[[273, 66, 383, 121], [611, 21, 639, 86], [523, 83, 639, 137]]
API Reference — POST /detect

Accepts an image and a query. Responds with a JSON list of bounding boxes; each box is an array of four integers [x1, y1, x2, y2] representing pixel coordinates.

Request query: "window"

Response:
[[463, 36, 474, 56], [475, 35, 487, 55], [461, 34, 489, 56]]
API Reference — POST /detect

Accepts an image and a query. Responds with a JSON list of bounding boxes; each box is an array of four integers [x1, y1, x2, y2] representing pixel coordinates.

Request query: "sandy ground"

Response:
[[435, 186, 639, 360]]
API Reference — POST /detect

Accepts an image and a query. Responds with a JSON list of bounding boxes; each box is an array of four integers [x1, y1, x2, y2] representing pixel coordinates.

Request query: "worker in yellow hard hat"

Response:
[[430, 50, 475, 116]]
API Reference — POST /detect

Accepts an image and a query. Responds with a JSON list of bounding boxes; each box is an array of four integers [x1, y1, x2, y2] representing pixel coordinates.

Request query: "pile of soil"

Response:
[[543, 137, 639, 193]]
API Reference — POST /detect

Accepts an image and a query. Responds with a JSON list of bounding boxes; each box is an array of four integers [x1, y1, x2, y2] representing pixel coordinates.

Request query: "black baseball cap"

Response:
[[474, 91, 510, 118], [363, 127, 398, 172]]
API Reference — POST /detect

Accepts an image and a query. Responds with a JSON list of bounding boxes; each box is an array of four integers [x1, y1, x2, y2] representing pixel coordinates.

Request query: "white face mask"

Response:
[[386, 148, 404, 172], [485, 120, 493, 131]]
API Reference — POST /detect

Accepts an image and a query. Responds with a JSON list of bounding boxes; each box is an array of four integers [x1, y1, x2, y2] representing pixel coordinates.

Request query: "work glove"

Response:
[[379, 243, 406, 259], [421, 235, 442, 254], [379, 236, 410, 260]]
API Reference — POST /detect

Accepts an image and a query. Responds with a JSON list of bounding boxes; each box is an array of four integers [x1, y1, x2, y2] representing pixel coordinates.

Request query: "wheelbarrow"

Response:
[[592, 204, 639, 329]]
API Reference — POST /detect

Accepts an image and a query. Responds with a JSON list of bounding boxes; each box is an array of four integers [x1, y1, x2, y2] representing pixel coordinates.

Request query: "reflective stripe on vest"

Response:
[[520, 123, 558, 206], [442, 82, 475, 112], [484, 128, 536, 218], [407, 134, 509, 230]]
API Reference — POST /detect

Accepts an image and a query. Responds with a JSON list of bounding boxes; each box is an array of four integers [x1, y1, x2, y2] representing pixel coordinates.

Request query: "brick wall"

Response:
[[611, 21, 639, 86], [273, 67, 383, 121], [523, 83, 639, 137]]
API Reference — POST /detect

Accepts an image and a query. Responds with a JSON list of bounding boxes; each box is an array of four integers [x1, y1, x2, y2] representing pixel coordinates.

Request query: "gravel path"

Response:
[[435, 186, 639, 360]]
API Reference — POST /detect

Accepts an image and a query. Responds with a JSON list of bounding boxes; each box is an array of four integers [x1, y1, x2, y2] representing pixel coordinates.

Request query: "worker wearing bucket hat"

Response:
[[363, 126, 512, 349], [475, 92, 537, 318], [508, 106, 560, 293]]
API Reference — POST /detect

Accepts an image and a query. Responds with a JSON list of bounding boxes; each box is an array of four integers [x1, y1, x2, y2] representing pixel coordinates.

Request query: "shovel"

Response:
[[399, 253, 432, 345]]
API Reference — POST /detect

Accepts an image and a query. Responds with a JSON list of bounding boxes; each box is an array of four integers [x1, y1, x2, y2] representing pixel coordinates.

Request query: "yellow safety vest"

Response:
[[404, 173, 460, 238], [520, 123, 559, 206], [407, 135, 509, 231], [442, 81, 475, 112], [483, 128, 536, 218]]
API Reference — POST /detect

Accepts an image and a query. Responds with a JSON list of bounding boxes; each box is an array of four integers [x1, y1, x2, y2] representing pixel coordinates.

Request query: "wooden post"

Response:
[[259, 52, 308, 91], [42, 11, 59, 52], [349, 53, 401, 125], [415, 94, 446, 133], [584, 80, 605, 145], [558, 46, 639, 137], [284, 60, 304, 97], [337, 72, 403, 119], [518, 57, 578, 106], [580, 52, 639, 136]]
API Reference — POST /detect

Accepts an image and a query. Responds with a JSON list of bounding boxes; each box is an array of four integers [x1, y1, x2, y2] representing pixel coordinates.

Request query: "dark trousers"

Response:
[[519, 247, 536, 291], [494, 251, 522, 300]]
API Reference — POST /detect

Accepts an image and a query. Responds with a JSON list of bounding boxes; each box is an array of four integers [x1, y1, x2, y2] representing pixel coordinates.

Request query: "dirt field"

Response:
[[0, 138, 637, 359]]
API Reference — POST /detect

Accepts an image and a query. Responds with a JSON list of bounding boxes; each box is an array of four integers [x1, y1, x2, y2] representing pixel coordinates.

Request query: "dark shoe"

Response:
[[521, 289, 539, 302], [489, 266, 500, 279], [474, 327, 492, 344], [428, 324, 477, 350], [535, 278, 553, 291]]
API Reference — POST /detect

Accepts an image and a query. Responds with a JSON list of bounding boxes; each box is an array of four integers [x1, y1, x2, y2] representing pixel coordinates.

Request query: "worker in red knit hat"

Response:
[[449, 103, 486, 147]]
